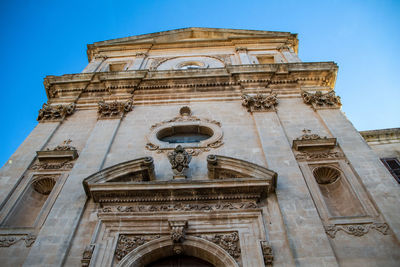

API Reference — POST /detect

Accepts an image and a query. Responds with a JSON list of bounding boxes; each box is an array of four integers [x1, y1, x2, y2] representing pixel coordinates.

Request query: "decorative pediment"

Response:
[[292, 129, 336, 151], [83, 156, 276, 203], [207, 155, 277, 190], [83, 157, 155, 196]]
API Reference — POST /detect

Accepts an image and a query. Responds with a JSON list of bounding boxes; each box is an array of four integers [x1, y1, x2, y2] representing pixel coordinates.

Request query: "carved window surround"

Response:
[[293, 130, 389, 239], [146, 109, 223, 155], [301, 90, 341, 110]]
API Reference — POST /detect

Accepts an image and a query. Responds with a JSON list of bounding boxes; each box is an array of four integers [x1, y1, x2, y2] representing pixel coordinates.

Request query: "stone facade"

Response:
[[0, 28, 399, 267]]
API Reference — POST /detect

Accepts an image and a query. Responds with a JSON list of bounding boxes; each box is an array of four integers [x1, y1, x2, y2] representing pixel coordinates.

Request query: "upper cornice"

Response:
[[43, 62, 337, 104], [87, 27, 298, 61], [360, 128, 400, 144]]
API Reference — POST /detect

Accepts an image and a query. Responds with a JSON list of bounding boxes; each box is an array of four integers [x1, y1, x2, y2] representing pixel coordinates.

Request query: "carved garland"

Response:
[[37, 103, 76, 122], [325, 223, 390, 238], [196, 232, 241, 261], [301, 90, 341, 110], [97, 99, 133, 119], [115, 234, 161, 261], [242, 93, 278, 112]]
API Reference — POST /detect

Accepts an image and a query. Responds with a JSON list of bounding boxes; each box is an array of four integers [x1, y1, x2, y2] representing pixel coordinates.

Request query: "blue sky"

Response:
[[0, 0, 399, 166]]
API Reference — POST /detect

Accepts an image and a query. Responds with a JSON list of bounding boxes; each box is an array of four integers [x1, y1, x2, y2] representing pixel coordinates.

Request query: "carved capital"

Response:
[[242, 93, 278, 112], [169, 220, 188, 243], [97, 99, 133, 119], [260, 241, 274, 266], [301, 90, 341, 110], [37, 103, 76, 122], [235, 47, 248, 53]]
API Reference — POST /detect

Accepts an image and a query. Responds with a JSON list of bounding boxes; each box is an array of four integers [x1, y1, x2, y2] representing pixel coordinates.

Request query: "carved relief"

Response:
[[31, 140, 77, 170], [260, 241, 274, 266], [167, 145, 192, 178], [296, 129, 327, 141], [169, 220, 188, 243], [295, 151, 344, 161], [81, 244, 95, 267], [115, 234, 161, 261], [97, 99, 133, 119], [0, 234, 36, 247], [100, 202, 258, 213], [196, 232, 241, 260], [30, 160, 74, 170], [242, 93, 278, 112], [325, 223, 390, 238], [47, 139, 77, 151], [37, 103, 76, 122], [301, 90, 341, 109], [32, 176, 56, 195]]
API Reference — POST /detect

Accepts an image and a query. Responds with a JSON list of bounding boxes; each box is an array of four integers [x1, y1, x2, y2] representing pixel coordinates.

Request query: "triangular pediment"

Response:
[[91, 27, 295, 47]]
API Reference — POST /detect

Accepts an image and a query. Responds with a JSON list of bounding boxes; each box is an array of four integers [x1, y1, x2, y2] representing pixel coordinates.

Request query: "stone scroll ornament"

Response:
[[37, 103, 76, 122], [97, 99, 133, 119], [242, 93, 278, 112], [167, 145, 192, 179], [301, 90, 341, 109]]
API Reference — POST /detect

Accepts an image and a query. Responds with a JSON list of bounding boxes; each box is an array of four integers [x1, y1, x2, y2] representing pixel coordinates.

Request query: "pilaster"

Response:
[[23, 118, 122, 266]]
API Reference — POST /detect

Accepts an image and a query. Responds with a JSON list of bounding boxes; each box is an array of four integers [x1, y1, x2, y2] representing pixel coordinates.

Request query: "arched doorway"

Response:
[[146, 255, 214, 267]]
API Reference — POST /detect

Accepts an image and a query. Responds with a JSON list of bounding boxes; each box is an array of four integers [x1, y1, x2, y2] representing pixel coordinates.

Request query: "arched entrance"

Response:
[[146, 255, 214, 267], [117, 236, 239, 267]]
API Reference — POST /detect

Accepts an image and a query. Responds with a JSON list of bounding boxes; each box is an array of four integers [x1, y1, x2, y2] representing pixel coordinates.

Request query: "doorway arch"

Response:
[[117, 236, 239, 267]]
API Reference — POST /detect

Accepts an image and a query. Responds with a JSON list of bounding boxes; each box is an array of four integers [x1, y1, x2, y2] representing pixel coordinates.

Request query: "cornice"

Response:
[[360, 128, 400, 144], [44, 62, 338, 102]]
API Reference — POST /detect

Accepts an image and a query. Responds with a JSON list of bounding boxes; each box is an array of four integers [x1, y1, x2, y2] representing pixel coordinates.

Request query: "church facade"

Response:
[[0, 28, 399, 266]]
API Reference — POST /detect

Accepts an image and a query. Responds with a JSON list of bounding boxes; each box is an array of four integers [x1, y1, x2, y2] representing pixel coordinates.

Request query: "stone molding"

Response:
[[260, 241, 274, 266], [292, 129, 336, 151], [360, 127, 400, 144], [324, 222, 390, 238], [97, 99, 133, 119], [37, 103, 76, 122], [242, 93, 278, 112], [115, 234, 161, 261], [301, 90, 341, 110], [0, 233, 36, 247]]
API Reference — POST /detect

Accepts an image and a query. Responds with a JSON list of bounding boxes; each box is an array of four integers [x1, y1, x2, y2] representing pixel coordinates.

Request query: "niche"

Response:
[[2, 176, 57, 228]]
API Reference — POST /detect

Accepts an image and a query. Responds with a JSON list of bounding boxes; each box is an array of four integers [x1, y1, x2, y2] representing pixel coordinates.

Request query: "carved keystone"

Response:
[[169, 220, 188, 254]]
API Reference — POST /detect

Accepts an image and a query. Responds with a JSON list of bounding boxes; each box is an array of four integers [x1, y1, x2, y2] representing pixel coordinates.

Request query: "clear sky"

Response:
[[0, 0, 399, 166]]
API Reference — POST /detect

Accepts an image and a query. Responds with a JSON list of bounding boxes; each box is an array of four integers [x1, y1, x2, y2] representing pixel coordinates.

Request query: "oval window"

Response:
[[157, 125, 213, 144]]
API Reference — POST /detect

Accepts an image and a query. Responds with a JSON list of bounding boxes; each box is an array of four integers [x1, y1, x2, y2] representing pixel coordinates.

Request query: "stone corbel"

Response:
[[81, 244, 95, 267], [301, 90, 341, 110], [242, 93, 278, 112], [169, 220, 188, 254]]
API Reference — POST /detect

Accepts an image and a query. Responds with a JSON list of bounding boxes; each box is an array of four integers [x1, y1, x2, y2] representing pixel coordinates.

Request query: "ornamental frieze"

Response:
[[295, 151, 344, 161], [301, 90, 341, 109], [97, 99, 133, 119], [99, 202, 258, 213], [324, 222, 390, 238], [30, 160, 73, 170], [37, 103, 76, 122], [242, 93, 278, 112]]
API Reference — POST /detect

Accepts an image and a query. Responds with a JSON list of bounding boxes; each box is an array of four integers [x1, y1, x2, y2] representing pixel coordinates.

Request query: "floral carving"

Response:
[[301, 90, 341, 109], [169, 220, 188, 243], [167, 145, 192, 178], [0, 234, 36, 247], [260, 241, 274, 266], [115, 234, 161, 261], [196, 232, 241, 260], [242, 93, 278, 112], [81, 244, 95, 267], [37, 103, 76, 122], [100, 202, 258, 213], [48, 139, 77, 151], [295, 151, 344, 161], [30, 160, 74, 170], [98, 99, 133, 119], [296, 129, 327, 141], [325, 223, 390, 238]]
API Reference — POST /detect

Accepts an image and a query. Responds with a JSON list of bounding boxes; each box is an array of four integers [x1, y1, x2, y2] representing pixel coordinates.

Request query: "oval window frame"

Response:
[[147, 120, 223, 151]]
